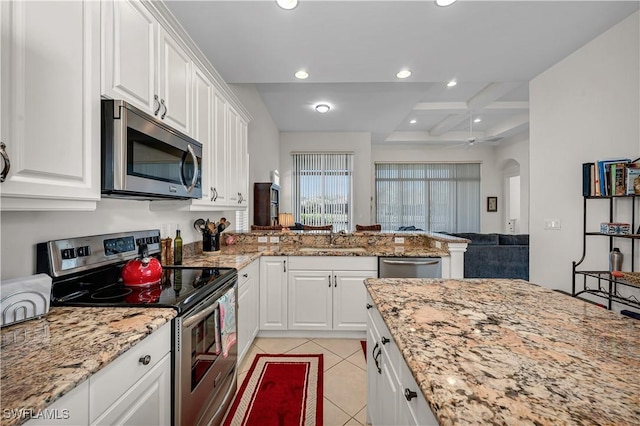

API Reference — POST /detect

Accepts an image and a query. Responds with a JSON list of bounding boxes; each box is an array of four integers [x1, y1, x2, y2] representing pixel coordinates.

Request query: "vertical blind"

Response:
[[291, 153, 354, 231], [375, 163, 480, 232]]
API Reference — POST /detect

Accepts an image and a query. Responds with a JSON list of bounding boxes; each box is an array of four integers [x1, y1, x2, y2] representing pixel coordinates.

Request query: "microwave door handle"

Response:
[[184, 144, 199, 193]]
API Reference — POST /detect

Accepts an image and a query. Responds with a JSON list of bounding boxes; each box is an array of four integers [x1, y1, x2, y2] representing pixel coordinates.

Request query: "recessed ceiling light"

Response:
[[396, 69, 412, 79], [315, 104, 330, 113], [295, 70, 309, 79], [446, 80, 457, 87], [276, 0, 298, 10], [409, 119, 417, 124], [474, 117, 482, 123], [435, 0, 457, 6]]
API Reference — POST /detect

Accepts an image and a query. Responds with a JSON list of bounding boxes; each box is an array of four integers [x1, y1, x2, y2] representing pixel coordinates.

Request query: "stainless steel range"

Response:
[[36, 229, 238, 426]]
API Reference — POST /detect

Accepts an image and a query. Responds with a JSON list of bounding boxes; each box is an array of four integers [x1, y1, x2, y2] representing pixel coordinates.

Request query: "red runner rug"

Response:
[[223, 354, 323, 426]]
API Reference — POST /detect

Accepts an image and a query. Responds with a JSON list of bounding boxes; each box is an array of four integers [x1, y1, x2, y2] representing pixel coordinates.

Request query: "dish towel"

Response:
[[218, 287, 237, 357]]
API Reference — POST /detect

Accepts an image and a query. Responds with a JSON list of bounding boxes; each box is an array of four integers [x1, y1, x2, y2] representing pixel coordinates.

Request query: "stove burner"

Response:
[[91, 285, 132, 300]]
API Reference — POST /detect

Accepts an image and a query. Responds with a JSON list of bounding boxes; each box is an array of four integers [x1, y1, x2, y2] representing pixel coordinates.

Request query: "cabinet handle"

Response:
[[212, 187, 218, 202], [0, 142, 10, 183], [161, 99, 167, 119], [283, 260, 286, 273], [153, 95, 161, 116], [404, 388, 418, 401], [139, 355, 151, 365], [243, 273, 248, 278], [373, 343, 382, 374], [334, 275, 337, 287], [238, 192, 244, 204], [366, 303, 373, 309], [381, 336, 390, 345]]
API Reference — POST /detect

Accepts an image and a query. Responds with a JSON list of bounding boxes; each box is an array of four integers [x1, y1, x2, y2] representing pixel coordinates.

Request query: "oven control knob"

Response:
[[139, 355, 151, 365]]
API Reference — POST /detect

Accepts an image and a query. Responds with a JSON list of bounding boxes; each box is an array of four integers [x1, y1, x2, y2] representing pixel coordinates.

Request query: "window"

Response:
[[292, 153, 354, 232], [375, 163, 480, 232]]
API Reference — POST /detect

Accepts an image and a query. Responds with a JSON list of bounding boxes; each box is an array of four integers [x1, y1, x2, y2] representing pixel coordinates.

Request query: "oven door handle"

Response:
[[183, 301, 219, 329]]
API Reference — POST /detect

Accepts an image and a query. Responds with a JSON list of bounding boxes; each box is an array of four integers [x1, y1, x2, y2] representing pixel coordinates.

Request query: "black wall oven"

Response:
[[37, 230, 237, 426], [102, 99, 203, 200]]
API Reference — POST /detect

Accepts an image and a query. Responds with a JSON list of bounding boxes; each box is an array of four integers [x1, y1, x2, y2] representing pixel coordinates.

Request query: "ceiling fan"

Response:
[[445, 114, 502, 149]]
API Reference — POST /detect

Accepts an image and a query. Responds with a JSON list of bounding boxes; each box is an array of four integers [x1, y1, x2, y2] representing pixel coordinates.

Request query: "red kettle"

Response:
[[121, 244, 163, 287]]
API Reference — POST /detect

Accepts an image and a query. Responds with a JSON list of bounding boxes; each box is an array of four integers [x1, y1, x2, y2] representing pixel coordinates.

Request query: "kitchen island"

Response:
[[365, 278, 640, 425]]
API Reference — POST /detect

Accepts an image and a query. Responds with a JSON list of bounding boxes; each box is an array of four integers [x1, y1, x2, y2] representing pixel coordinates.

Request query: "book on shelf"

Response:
[[596, 158, 631, 196], [626, 162, 640, 195]]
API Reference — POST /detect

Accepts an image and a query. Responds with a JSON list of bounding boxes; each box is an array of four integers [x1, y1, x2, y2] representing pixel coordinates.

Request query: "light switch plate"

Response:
[[394, 237, 405, 244], [269, 236, 280, 243], [257, 236, 268, 243], [394, 246, 405, 253], [435, 241, 442, 249], [544, 218, 561, 230]]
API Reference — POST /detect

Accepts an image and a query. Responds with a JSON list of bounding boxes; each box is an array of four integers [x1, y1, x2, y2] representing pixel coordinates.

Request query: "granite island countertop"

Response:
[[0, 307, 176, 426], [365, 278, 640, 425]]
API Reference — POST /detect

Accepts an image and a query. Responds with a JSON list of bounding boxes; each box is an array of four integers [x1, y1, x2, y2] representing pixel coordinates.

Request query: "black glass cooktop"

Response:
[[51, 266, 237, 314]]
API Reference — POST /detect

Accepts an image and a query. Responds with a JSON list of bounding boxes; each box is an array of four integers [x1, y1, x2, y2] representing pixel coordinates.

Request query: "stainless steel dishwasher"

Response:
[[378, 257, 442, 278]]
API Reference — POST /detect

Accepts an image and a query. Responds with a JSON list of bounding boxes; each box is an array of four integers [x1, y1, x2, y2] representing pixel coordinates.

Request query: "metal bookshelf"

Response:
[[572, 195, 640, 310]]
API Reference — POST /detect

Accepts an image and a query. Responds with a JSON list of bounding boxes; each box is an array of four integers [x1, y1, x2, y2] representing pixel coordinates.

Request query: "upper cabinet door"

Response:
[[190, 65, 213, 206], [211, 90, 229, 206], [157, 27, 191, 135], [0, 0, 100, 210], [101, 0, 157, 114]]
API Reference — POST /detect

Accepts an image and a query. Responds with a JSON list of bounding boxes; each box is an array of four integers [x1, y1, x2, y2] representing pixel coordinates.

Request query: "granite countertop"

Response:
[[175, 244, 449, 269], [365, 278, 640, 425], [0, 307, 176, 426]]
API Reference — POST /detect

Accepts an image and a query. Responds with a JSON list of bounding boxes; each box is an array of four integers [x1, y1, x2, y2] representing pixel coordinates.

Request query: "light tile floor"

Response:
[[237, 337, 368, 426]]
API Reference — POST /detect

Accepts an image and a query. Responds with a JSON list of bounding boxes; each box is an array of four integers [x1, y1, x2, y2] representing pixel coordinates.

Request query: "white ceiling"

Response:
[[165, 0, 639, 146]]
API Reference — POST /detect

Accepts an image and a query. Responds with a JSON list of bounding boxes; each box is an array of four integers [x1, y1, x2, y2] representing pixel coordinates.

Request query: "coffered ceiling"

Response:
[[165, 0, 639, 146]]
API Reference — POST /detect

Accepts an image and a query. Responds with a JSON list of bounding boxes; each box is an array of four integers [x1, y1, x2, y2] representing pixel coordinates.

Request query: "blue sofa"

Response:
[[447, 233, 530, 280]]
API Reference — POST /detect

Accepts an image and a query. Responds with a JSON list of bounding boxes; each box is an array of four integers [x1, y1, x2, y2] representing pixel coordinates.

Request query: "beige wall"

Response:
[[529, 11, 640, 310]]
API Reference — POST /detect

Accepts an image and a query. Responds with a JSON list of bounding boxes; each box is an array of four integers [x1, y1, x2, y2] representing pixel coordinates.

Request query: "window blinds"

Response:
[[291, 153, 354, 231], [375, 163, 480, 232]]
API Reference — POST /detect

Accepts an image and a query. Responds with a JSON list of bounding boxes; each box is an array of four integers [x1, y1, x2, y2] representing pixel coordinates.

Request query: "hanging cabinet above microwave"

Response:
[[101, 0, 192, 136]]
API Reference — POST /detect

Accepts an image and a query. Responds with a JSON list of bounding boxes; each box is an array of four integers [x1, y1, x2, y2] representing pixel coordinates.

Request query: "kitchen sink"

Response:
[[298, 247, 368, 253]]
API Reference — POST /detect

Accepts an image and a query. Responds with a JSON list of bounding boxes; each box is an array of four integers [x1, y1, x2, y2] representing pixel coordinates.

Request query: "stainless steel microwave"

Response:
[[101, 99, 202, 200]]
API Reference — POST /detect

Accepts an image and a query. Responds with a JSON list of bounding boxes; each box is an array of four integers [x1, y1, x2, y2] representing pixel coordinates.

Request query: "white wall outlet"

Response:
[[269, 236, 280, 243], [394, 237, 405, 244], [257, 236, 268, 243], [544, 218, 562, 230], [394, 246, 405, 253], [435, 241, 442, 249]]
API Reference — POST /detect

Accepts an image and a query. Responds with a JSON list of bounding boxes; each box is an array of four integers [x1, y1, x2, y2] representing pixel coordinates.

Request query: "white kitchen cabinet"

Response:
[[366, 294, 438, 426], [89, 322, 171, 426], [259, 256, 288, 330], [190, 65, 215, 208], [237, 259, 260, 364], [287, 257, 377, 331], [0, 0, 100, 211], [227, 106, 249, 207], [24, 380, 89, 426], [102, 0, 191, 135]]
